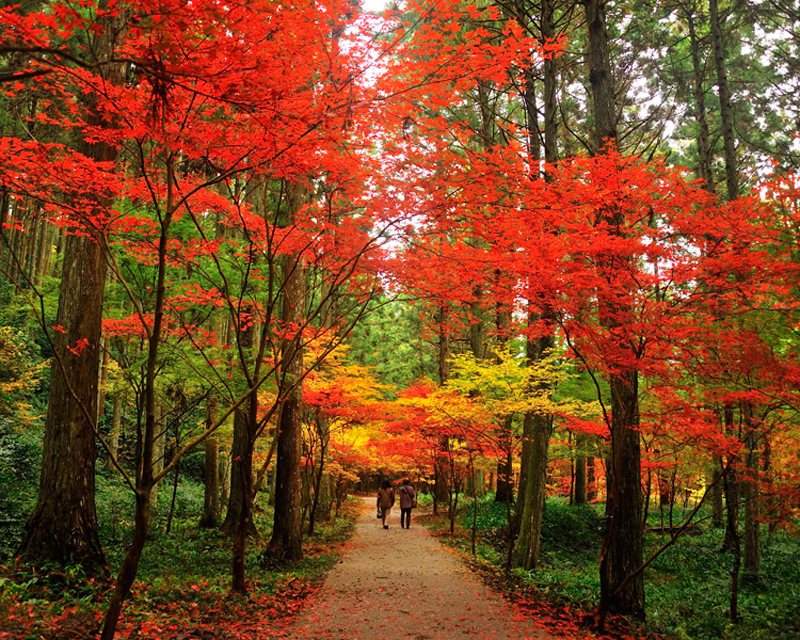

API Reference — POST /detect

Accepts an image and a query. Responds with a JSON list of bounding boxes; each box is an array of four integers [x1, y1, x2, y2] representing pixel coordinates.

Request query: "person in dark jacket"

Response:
[[398, 478, 416, 529], [377, 479, 395, 529]]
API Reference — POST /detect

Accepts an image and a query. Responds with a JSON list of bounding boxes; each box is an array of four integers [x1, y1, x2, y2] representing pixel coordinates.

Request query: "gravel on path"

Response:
[[290, 497, 554, 640]]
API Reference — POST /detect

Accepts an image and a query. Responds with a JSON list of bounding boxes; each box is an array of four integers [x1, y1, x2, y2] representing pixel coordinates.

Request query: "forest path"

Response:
[[290, 497, 554, 640]]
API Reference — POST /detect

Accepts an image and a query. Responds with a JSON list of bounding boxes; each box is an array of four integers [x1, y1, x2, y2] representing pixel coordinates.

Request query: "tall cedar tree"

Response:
[[16, 1, 125, 576]]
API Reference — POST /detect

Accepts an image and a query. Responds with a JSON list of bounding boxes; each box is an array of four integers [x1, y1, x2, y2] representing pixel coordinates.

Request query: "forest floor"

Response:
[[290, 497, 554, 640], [0, 495, 665, 640]]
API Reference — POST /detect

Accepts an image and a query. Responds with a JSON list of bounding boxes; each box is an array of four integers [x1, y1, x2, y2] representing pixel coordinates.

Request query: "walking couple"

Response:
[[376, 478, 416, 529]]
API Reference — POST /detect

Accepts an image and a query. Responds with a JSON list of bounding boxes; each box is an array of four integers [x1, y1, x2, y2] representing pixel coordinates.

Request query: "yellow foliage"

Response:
[[0, 326, 44, 422], [445, 348, 599, 421]]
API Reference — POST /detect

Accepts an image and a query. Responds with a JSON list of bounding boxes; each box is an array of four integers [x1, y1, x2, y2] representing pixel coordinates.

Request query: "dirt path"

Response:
[[291, 497, 554, 640]]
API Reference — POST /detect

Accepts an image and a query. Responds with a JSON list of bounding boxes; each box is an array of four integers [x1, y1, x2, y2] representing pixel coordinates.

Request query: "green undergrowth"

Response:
[[424, 493, 800, 640], [0, 479, 361, 639]]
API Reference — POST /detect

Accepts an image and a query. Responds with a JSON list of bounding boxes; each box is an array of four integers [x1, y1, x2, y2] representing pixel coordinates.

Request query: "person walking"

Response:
[[398, 478, 416, 529], [377, 479, 395, 529]]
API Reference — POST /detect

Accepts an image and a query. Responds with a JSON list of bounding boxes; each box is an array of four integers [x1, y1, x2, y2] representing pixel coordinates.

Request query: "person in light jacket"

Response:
[[398, 478, 416, 529], [377, 479, 395, 529]]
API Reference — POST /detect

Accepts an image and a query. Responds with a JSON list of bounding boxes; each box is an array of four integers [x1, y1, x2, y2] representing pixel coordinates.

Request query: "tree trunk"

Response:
[[513, 404, 533, 536], [585, 0, 617, 153], [231, 395, 256, 593], [514, 0, 558, 559], [494, 303, 514, 506], [587, 456, 597, 501], [34, 217, 52, 288], [574, 441, 587, 506], [265, 181, 308, 564], [433, 305, 451, 514], [97, 338, 110, 423], [742, 403, 760, 582], [105, 392, 124, 472], [100, 491, 150, 640], [469, 287, 485, 360], [710, 456, 724, 527], [474, 468, 485, 497], [437, 304, 450, 384], [308, 413, 331, 536], [600, 373, 644, 619], [762, 431, 778, 536], [516, 411, 553, 569], [495, 432, 514, 504], [0, 190, 9, 270], [18, 233, 108, 574], [266, 286, 304, 561], [708, 0, 739, 202], [150, 404, 166, 514], [101, 150, 176, 640], [542, 0, 558, 168], [585, 0, 645, 622], [12, 208, 29, 292], [721, 404, 741, 621], [685, 7, 715, 192], [220, 445, 231, 507], [17, 8, 128, 568], [221, 403, 258, 538], [199, 395, 220, 528], [723, 450, 741, 622]]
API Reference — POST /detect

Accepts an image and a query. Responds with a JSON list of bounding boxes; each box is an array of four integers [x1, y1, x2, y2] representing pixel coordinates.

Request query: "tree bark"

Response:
[[587, 456, 597, 501], [199, 394, 221, 528], [584, 0, 645, 621], [495, 419, 515, 504], [150, 404, 166, 513], [231, 394, 257, 592], [574, 437, 587, 506], [710, 456, 724, 527], [433, 304, 451, 514], [514, 0, 558, 563], [515, 321, 555, 569], [495, 305, 514, 506], [542, 0, 558, 168], [0, 190, 9, 270], [721, 404, 741, 622], [708, 0, 739, 201], [220, 445, 231, 507], [18, 0, 126, 576], [513, 403, 533, 536], [723, 450, 741, 621], [685, 6, 715, 192], [18, 232, 108, 574], [105, 392, 124, 472], [34, 217, 53, 288], [599, 373, 644, 619], [585, 0, 617, 152], [265, 180, 308, 564], [101, 150, 176, 640], [516, 411, 553, 569], [469, 287, 485, 360], [742, 403, 760, 581], [437, 303, 451, 384], [97, 337, 110, 423], [221, 396, 258, 538]]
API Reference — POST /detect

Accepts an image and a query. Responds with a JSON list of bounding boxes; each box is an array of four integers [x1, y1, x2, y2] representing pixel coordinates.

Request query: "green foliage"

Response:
[[539, 498, 604, 554], [645, 525, 800, 640], [1, 489, 361, 637], [347, 297, 437, 391], [0, 425, 40, 559], [0, 297, 47, 561], [468, 495, 509, 531], [180, 448, 207, 483], [436, 494, 800, 640]]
